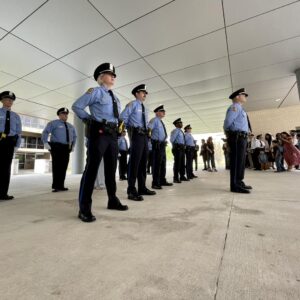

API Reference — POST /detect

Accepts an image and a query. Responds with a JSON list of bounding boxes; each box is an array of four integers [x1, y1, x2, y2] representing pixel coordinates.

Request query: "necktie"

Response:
[[125, 139, 128, 151], [246, 114, 252, 132], [108, 90, 119, 119], [64, 122, 70, 144], [181, 130, 186, 144], [4, 110, 10, 135], [160, 119, 167, 140], [141, 103, 147, 129]]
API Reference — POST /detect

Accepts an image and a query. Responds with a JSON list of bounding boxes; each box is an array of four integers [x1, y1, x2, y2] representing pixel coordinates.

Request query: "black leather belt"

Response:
[[131, 127, 147, 135], [173, 143, 185, 150], [227, 131, 248, 138]]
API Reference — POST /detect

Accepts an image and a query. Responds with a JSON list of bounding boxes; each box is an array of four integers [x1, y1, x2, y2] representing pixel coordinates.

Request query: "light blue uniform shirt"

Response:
[[0, 107, 22, 147], [223, 102, 249, 132], [118, 136, 128, 151], [72, 86, 121, 124], [148, 117, 167, 142], [170, 128, 185, 145], [42, 119, 77, 145], [120, 99, 148, 128], [185, 132, 195, 147], [148, 139, 152, 151]]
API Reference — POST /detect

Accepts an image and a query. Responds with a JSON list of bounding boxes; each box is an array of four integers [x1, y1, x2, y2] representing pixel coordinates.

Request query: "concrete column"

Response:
[[72, 115, 85, 174], [296, 68, 300, 101]]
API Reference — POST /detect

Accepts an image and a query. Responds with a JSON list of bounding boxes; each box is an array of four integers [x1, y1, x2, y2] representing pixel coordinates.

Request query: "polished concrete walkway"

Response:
[[1, 169, 300, 299]]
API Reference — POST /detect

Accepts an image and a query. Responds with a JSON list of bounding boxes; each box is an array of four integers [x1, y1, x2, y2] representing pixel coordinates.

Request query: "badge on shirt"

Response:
[[86, 88, 94, 94]]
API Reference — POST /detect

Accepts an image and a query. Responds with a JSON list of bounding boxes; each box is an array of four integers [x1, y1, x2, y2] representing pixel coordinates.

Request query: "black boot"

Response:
[[78, 211, 96, 222], [107, 196, 128, 211]]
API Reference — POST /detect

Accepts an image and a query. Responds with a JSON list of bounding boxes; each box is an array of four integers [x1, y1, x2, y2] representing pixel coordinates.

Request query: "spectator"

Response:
[[206, 137, 217, 172], [200, 139, 208, 171], [280, 132, 300, 171], [272, 140, 285, 172]]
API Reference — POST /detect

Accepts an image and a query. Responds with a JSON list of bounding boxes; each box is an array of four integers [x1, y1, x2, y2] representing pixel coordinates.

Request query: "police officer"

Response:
[[72, 63, 128, 223], [148, 105, 173, 189], [224, 88, 252, 193], [170, 118, 188, 183], [42, 108, 77, 192], [118, 130, 128, 180], [146, 138, 153, 175], [184, 124, 197, 180], [120, 84, 156, 201], [0, 91, 21, 200]]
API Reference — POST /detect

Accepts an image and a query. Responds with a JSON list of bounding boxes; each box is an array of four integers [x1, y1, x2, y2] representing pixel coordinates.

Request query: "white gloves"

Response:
[[44, 143, 51, 150]]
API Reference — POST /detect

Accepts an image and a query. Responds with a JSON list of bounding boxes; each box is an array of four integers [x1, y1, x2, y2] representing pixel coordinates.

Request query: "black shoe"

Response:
[[241, 183, 252, 190], [52, 187, 68, 192], [138, 188, 156, 196], [119, 176, 127, 181], [107, 196, 128, 211], [78, 211, 96, 222], [152, 185, 162, 189], [128, 193, 144, 201], [192, 175, 198, 178], [180, 177, 190, 181], [231, 187, 251, 194], [161, 181, 173, 186], [173, 179, 181, 183], [0, 195, 14, 200], [202, 168, 207, 171]]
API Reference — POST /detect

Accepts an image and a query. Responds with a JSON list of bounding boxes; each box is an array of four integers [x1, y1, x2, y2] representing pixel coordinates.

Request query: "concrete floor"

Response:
[[1, 169, 300, 300]]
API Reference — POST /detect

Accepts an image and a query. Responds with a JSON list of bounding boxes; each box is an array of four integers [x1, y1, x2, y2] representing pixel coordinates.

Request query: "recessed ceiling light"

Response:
[[275, 98, 281, 102]]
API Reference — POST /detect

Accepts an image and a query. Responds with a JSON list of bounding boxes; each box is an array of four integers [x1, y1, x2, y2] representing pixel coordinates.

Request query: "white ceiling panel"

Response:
[[224, 0, 296, 25], [246, 98, 283, 111], [241, 77, 295, 96], [30, 91, 73, 107], [24, 61, 86, 90], [227, 1, 300, 54], [244, 86, 291, 104], [281, 84, 299, 107], [115, 76, 169, 98], [29, 108, 58, 120], [114, 59, 157, 88], [162, 57, 230, 87], [230, 36, 300, 73], [3, 79, 49, 99], [0, 71, 18, 87], [174, 76, 232, 97], [145, 89, 178, 104], [89, 0, 171, 28], [13, 101, 43, 114], [56, 78, 96, 99], [13, 0, 114, 57], [232, 60, 300, 86], [0, 0, 46, 31], [145, 30, 227, 74], [0, 34, 54, 77], [61, 32, 139, 76], [183, 89, 232, 105], [0, 27, 7, 39], [119, 0, 224, 56]]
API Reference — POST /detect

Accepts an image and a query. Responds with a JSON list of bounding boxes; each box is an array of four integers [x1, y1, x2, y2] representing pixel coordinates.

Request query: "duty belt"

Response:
[[131, 127, 147, 135], [90, 120, 118, 136], [151, 140, 166, 149], [227, 131, 248, 138], [173, 143, 185, 150]]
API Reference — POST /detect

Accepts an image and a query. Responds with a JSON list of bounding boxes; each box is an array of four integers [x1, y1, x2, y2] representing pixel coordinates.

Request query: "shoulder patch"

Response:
[[231, 106, 237, 112], [86, 88, 94, 94]]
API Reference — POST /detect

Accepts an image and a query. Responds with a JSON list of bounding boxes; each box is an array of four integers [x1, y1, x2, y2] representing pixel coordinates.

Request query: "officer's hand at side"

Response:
[[44, 143, 51, 150], [14, 147, 19, 153]]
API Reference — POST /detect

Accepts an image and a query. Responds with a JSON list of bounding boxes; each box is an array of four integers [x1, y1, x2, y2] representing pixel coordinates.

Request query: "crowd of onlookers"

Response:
[[222, 130, 300, 172]]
